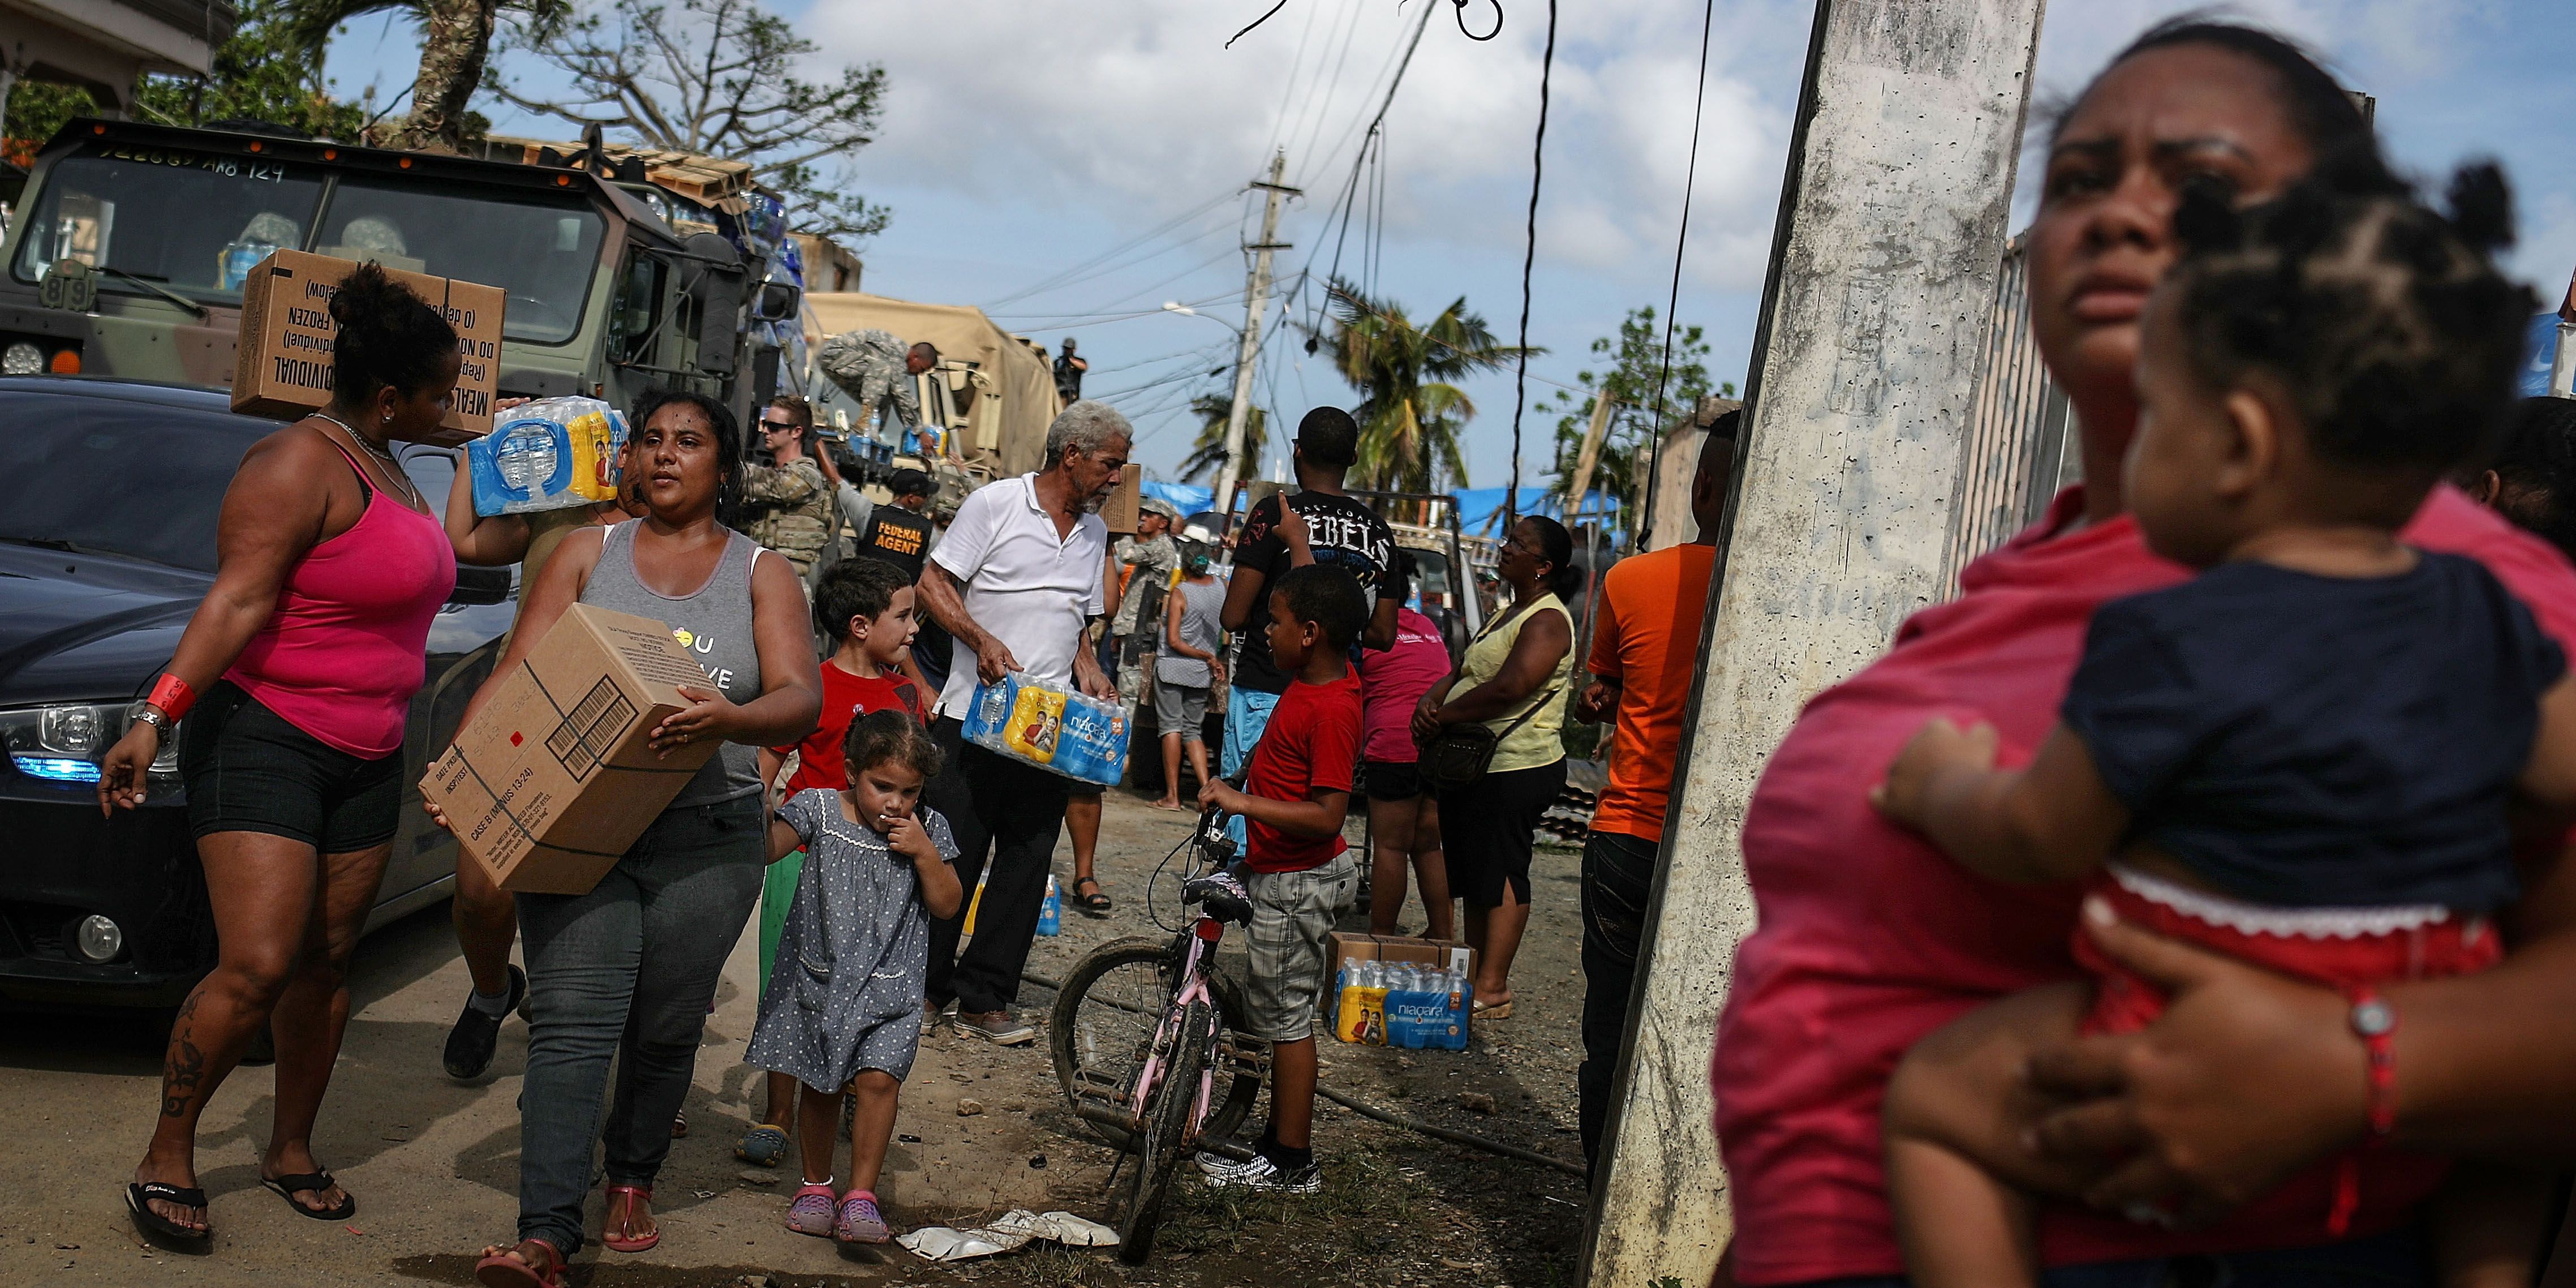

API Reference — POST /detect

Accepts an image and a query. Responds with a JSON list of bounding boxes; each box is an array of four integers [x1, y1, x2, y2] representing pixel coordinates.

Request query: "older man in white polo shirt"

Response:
[[915, 400, 1130, 1045]]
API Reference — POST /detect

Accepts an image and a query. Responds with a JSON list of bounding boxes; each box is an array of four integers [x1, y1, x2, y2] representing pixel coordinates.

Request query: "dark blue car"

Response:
[[0, 376, 513, 1003]]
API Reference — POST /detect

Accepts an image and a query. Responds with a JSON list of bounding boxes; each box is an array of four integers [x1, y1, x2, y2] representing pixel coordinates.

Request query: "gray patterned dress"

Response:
[[747, 790, 957, 1089]]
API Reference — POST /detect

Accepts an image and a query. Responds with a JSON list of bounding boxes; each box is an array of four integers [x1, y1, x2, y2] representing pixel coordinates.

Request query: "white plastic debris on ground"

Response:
[[897, 1209, 1119, 1261]]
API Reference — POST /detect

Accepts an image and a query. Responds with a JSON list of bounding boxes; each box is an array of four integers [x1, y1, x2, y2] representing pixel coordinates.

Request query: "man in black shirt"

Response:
[[1053, 338, 1086, 405], [1215, 407, 1401, 836]]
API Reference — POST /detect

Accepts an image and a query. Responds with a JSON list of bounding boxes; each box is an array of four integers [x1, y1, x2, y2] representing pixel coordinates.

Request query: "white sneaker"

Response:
[[1196, 1151, 1320, 1193]]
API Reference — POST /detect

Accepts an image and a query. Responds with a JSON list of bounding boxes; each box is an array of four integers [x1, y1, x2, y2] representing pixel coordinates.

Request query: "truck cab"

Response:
[[0, 118, 792, 419]]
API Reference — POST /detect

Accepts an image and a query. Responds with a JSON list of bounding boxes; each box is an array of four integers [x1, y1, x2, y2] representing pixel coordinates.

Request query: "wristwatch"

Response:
[[133, 706, 177, 740]]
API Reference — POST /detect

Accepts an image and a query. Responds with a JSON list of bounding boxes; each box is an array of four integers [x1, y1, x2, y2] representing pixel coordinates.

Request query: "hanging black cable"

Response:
[[1455, 0, 1503, 41], [1503, 0, 1556, 523], [1635, 0, 1718, 548]]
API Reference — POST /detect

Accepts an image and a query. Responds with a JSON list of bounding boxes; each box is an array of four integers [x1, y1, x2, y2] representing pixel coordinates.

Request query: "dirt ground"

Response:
[[0, 788, 1594, 1287]]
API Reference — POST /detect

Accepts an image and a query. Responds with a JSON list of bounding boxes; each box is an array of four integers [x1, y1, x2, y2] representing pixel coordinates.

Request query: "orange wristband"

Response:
[[147, 673, 197, 722]]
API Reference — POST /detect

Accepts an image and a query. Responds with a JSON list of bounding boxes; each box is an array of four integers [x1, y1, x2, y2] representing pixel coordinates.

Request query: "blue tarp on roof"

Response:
[[1451, 486, 1624, 538], [2526, 312, 2566, 397]]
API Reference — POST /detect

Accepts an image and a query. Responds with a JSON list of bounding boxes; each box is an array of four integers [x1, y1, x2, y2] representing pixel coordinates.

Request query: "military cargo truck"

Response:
[[0, 118, 799, 420]]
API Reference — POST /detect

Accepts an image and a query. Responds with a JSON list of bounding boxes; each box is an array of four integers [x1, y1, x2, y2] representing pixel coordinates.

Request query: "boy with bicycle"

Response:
[[1197, 564, 1369, 1193]]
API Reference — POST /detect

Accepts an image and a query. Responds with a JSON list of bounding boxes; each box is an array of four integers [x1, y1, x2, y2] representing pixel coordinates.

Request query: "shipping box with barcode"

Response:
[[420, 603, 716, 894]]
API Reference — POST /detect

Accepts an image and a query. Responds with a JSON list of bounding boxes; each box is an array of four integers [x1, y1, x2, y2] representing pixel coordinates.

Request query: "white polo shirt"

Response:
[[929, 473, 1109, 718]]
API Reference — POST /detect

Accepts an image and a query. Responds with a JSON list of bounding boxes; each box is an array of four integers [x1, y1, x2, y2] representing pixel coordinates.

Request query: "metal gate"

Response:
[[1939, 234, 2080, 591]]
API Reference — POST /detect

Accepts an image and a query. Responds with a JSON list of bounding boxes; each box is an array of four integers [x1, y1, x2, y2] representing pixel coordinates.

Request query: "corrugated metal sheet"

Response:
[[1940, 235, 2078, 591]]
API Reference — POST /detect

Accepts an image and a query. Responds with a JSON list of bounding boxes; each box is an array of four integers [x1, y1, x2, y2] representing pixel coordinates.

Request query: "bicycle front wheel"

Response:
[[1115, 998, 1211, 1265], [1050, 936, 1266, 1152]]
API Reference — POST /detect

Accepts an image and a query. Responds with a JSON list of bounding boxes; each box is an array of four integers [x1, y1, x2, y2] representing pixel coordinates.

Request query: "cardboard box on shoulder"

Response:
[[231, 248, 506, 445], [1329, 932, 1476, 1049], [419, 604, 717, 894]]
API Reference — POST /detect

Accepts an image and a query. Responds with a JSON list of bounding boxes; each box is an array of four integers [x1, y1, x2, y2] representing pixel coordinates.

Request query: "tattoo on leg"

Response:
[[162, 1036, 205, 1118]]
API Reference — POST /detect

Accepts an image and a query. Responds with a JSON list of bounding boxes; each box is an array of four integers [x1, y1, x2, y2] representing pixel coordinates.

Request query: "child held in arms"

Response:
[[1873, 162, 2569, 1287]]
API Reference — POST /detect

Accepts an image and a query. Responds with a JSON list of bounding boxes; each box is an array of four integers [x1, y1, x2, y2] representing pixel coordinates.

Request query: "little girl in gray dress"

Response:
[[749, 711, 962, 1245]]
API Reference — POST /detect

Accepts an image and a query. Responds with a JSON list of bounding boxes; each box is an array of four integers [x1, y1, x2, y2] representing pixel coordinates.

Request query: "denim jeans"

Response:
[[1578, 828, 1659, 1166], [923, 718, 1070, 1015], [513, 795, 766, 1255], [1219, 686, 1281, 847], [1810, 1223, 2429, 1288]]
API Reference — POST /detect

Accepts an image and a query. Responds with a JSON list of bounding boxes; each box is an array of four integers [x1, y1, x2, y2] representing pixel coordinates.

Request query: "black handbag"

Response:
[[1421, 684, 1559, 793]]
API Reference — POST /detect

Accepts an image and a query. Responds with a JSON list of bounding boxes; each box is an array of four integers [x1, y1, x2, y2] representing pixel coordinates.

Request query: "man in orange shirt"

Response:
[[1570, 409, 1735, 1167]]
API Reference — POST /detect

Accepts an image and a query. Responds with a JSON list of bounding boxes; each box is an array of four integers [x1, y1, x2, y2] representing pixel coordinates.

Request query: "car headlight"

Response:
[[1, 341, 44, 377], [0, 702, 180, 785]]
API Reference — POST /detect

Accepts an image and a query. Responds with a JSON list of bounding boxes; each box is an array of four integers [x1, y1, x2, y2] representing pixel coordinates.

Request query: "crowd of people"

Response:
[[76, 14, 2576, 1288]]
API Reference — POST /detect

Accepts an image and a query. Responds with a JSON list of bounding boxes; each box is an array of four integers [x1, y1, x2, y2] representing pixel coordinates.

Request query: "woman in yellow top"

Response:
[[1412, 515, 1579, 1019]]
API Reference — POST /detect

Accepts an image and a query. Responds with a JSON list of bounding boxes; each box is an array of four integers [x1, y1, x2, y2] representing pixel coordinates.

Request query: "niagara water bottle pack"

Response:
[[1328, 933, 1474, 1050], [961, 672, 1130, 787], [467, 396, 630, 516]]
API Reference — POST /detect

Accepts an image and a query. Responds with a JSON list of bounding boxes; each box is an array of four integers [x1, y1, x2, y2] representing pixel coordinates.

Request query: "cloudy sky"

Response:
[[325, 0, 2576, 491]]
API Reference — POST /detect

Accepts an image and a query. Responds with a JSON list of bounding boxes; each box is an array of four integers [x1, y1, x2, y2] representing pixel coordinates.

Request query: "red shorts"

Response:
[[2073, 866, 2501, 1240]]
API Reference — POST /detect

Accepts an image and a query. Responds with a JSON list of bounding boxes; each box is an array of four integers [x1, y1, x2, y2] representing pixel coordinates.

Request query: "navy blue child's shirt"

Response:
[[2061, 552, 2565, 912]]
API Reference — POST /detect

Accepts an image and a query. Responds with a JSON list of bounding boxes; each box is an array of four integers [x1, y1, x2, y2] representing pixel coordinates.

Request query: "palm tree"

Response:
[[283, 0, 562, 151], [1179, 393, 1267, 490], [1321, 278, 1529, 493]]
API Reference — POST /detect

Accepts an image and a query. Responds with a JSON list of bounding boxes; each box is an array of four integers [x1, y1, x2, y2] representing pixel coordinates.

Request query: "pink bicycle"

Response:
[[1048, 797, 1268, 1263]]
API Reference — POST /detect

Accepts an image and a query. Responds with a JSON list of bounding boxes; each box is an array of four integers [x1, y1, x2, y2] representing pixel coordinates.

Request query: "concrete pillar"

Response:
[[1581, 3, 2046, 1284]]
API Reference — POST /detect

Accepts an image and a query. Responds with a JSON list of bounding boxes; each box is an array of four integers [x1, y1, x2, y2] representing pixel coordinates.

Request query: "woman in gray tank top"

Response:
[[431, 390, 822, 1280]]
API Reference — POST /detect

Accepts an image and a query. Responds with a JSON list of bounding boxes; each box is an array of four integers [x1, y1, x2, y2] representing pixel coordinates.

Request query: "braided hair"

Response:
[[2165, 159, 2536, 480]]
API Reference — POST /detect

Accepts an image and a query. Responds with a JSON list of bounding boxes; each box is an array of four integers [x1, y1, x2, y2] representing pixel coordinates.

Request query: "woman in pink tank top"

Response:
[[97, 265, 459, 1247]]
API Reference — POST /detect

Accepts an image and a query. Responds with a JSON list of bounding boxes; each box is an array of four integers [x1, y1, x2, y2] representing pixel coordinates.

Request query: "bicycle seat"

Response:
[[1182, 868, 1253, 926]]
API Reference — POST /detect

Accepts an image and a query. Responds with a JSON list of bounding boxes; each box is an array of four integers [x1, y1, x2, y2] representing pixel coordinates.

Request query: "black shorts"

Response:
[[1434, 759, 1568, 907], [180, 680, 402, 852], [1064, 776, 1106, 798], [1362, 759, 1424, 802]]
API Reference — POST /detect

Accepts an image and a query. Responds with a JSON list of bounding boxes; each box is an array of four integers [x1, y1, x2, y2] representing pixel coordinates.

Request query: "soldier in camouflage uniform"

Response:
[[741, 397, 836, 580], [819, 329, 941, 447]]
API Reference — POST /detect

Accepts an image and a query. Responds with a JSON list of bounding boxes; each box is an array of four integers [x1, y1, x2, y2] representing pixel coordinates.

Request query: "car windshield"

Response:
[[0, 390, 272, 573], [314, 178, 604, 345], [10, 149, 327, 303]]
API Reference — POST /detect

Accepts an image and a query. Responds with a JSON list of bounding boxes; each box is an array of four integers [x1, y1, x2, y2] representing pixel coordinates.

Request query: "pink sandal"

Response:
[[474, 1237, 564, 1287], [601, 1184, 659, 1253], [786, 1182, 838, 1237], [834, 1189, 889, 1244]]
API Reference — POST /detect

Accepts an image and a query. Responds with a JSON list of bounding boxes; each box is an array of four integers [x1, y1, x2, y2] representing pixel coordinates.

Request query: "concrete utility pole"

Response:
[[1223, 152, 1300, 521], [1581, 3, 2047, 1285]]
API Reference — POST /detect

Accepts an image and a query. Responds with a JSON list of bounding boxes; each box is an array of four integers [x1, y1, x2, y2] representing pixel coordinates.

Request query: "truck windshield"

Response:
[[313, 178, 604, 345], [9, 150, 326, 303]]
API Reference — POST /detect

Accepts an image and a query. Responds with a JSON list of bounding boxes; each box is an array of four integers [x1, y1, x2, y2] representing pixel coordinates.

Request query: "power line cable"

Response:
[[1503, 0, 1558, 523], [1635, 0, 1719, 547], [982, 190, 1237, 308]]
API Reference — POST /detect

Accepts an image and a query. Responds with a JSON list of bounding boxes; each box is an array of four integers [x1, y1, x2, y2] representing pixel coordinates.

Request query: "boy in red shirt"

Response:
[[1198, 564, 1367, 1193], [737, 559, 927, 1169]]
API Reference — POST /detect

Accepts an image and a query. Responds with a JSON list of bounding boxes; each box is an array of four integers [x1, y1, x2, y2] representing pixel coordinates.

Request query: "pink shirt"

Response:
[[1358, 607, 1450, 763], [1711, 485, 2576, 1284], [226, 456, 457, 759]]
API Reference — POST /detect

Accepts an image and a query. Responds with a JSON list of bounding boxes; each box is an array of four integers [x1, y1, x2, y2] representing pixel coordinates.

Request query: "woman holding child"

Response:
[[433, 389, 822, 1287], [1712, 20, 2576, 1287]]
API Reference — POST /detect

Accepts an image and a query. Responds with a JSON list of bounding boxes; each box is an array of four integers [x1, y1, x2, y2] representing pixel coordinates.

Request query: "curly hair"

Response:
[[841, 708, 942, 784], [329, 262, 458, 404], [2165, 159, 2536, 477]]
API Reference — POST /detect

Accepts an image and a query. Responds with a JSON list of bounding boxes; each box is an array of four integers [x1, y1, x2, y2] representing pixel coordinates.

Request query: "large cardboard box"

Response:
[[1097, 462, 1144, 534], [231, 248, 506, 445], [420, 604, 717, 894]]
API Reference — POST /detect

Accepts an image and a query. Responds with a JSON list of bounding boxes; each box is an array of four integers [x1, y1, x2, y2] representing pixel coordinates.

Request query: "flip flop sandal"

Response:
[[669, 1110, 689, 1138], [475, 1237, 566, 1288], [1472, 997, 1513, 1021], [262, 1170, 357, 1221], [126, 1181, 211, 1246], [785, 1182, 838, 1237], [1071, 877, 1114, 915], [601, 1184, 660, 1253], [736, 1123, 790, 1167]]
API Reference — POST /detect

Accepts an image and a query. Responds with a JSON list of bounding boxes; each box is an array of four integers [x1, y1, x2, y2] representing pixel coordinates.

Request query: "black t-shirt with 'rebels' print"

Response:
[[1231, 491, 1399, 694]]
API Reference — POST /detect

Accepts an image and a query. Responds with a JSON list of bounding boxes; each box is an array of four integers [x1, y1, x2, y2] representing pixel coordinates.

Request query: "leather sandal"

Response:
[[474, 1237, 565, 1287], [602, 1184, 659, 1253]]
